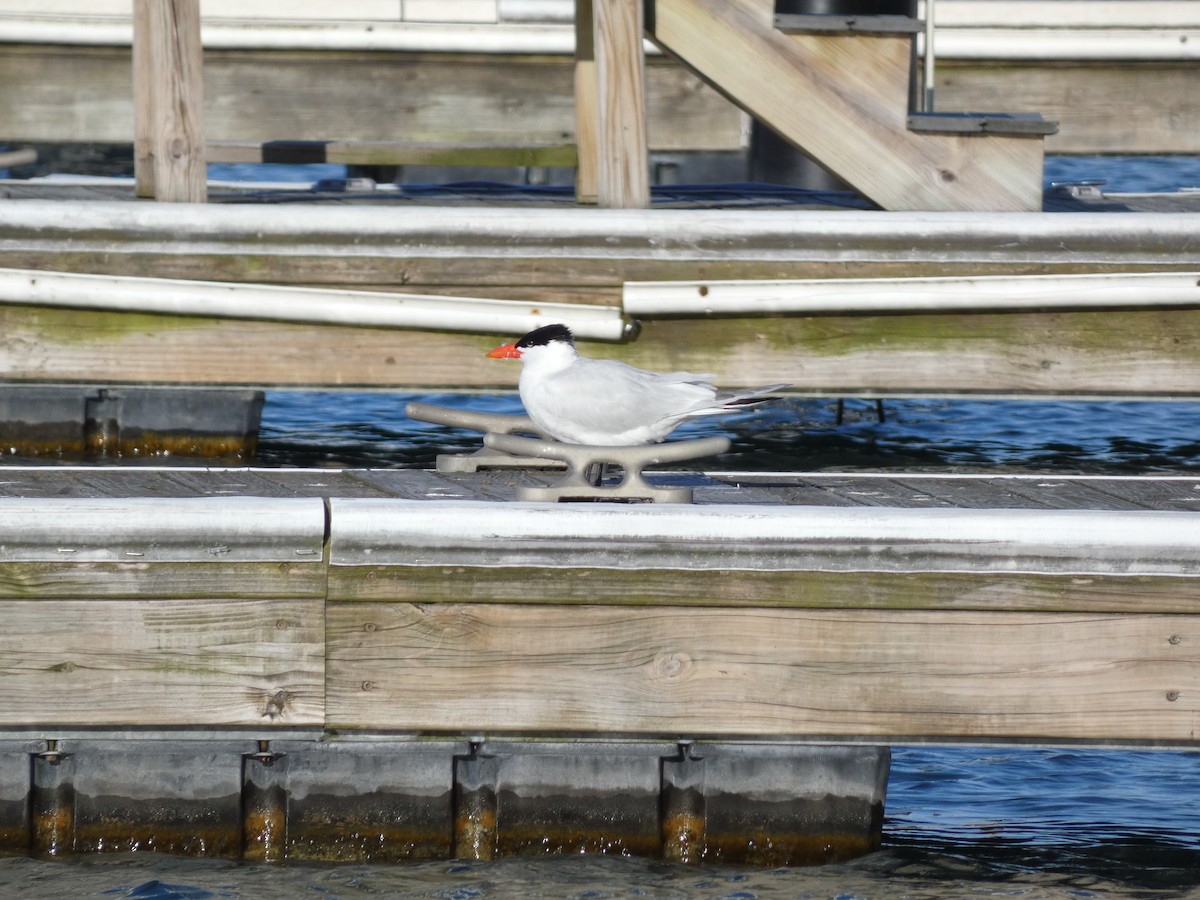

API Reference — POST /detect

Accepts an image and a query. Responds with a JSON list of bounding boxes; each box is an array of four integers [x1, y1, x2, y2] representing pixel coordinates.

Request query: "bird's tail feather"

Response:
[[714, 383, 789, 409]]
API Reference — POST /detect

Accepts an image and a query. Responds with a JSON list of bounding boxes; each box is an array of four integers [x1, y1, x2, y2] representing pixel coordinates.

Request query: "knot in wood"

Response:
[[262, 689, 294, 719], [653, 651, 693, 681]]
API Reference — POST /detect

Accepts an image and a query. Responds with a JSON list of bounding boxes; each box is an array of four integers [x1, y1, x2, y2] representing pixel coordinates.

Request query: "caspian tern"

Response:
[[487, 323, 787, 446]]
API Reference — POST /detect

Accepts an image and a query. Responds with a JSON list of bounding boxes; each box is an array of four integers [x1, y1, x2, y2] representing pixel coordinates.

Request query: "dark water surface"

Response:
[[6, 156, 1200, 897]]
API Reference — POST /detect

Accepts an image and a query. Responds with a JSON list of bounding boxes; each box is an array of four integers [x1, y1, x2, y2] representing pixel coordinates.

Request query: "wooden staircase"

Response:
[[645, 0, 1055, 211]]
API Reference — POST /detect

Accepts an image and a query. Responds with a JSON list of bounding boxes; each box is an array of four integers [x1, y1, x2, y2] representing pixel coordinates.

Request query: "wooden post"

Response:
[[592, 0, 650, 208], [574, 0, 599, 204], [132, 0, 207, 202]]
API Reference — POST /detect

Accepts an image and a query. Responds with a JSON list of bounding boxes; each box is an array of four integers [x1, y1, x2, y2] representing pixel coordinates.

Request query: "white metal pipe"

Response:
[[0, 268, 627, 341], [624, 273, 1200, 317]]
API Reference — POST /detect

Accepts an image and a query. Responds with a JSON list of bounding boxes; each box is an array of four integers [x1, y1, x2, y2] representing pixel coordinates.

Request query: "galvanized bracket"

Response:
[[485, 433, 730, 503], [405, 401, 565, 473]]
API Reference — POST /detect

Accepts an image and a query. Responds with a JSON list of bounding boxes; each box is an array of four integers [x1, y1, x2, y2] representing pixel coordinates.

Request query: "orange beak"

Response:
[[487, 342, 522, 359]]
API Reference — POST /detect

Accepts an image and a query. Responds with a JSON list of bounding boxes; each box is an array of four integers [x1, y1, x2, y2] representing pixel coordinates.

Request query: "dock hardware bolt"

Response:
[[36, 739, 68, 764]]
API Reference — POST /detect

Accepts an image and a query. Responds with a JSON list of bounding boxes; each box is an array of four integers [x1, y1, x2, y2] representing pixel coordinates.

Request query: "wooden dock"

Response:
[[0, 2, 1196, 398], [2, 464, 1196, 741], [0, 464, 1196, 862], [0, 199, 1198, 395]]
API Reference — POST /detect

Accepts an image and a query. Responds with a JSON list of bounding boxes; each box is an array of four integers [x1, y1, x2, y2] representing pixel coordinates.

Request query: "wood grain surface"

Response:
[[326, 602, 1199, 740]]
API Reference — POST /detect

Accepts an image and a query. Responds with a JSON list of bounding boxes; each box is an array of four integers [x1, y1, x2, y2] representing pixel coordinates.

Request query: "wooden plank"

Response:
[[327, 603, 1200, 740], [939, 61, 1200, 156], [8, 304, 1200, 393], [650, 0, 1045, 212], [0, 45, 739, 152], [7, 304, 1200, 394], [132, 0, 207, 202], [573, 0, 599, 203], [0, 561, 326, 600], [327, 565, 1200, 614], [593, 0, 649, 208], [131, 5, 154, 198], [0, 43, 1196, 156], [0, 598, 324, 726]]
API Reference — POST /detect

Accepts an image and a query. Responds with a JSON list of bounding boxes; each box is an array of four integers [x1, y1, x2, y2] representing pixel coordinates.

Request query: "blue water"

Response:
[[256, 392, 1200, 473], [7, 156, 1200, 896]]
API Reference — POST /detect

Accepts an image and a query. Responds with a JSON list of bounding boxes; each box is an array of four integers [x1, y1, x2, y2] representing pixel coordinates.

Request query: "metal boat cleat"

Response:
[[485, 432, 731, 503], [405, 401, 566, 473]]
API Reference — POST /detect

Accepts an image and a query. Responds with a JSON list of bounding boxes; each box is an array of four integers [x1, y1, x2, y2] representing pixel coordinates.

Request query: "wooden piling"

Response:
[[573, 0, 599, 204], [592, 0, 650, 208], [132, 0, 207, 202]]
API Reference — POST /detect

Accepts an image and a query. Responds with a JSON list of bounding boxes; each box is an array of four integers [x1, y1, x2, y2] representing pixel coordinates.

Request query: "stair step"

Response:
[[774, 13, 924, 35], [908, 112, 1059, 136]]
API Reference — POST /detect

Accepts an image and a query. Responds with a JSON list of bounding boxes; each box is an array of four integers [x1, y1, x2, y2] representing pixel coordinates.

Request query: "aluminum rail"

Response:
[[0, 268, 628, 342], [328, 499, 1200, 575], [624, 272, 1200, 317], [0, 202, 1195, 265], [0, 496, 325, 562]]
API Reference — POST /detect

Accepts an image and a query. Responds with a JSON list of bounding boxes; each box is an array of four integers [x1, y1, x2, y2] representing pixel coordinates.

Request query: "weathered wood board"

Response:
[[0, 43, 1194, 156], [325, 603, 1199, 740], [132, 0, 206, 201], [938, 61, 1200, 157], [5, 304, 1200, 394], [0, 598, 325, 727], [0, 45, 739, 152], [590, 0, 649, 208], [327, 566, 1200, 615]]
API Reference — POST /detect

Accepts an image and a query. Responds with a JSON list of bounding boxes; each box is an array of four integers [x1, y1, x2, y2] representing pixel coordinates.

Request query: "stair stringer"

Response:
[[650, 0, 1045, 211]]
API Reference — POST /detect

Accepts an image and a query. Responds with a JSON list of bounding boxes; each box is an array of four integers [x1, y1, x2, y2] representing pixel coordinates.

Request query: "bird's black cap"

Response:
[[516, 323, 574, 348]]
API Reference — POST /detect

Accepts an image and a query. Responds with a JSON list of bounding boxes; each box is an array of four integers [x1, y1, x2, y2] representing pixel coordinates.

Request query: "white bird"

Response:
[[487, 323, 787, 445]]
